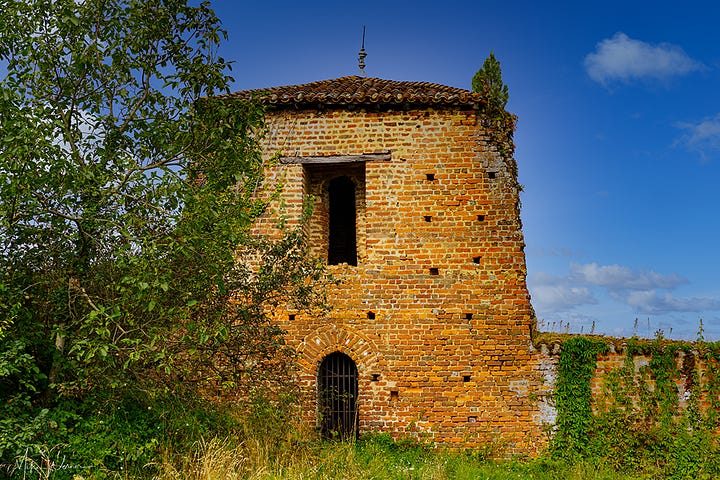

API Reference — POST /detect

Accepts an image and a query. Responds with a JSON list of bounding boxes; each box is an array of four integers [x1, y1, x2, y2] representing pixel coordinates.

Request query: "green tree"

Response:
[[472, 51, 509, 113], [0, 0, 323, 472], [471, 52, 517, 179]]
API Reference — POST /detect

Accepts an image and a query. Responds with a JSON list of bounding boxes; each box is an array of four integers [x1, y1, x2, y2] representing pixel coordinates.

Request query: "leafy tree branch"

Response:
[[0, 0, 324, 471]]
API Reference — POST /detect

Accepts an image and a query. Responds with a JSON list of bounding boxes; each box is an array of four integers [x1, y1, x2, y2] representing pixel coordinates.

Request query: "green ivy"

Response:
[[551, 336, 608, 459], [551, 332, 720, 477]]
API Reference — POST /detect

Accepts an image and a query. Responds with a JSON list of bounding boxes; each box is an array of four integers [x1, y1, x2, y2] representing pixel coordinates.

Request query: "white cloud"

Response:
[[676, 114, 720, 157], [530, 262, 720, 330], [584, 32, 703, 85], [618, 289, 720, 314], [528, 271, 598, 312], [530, 284, 597, 312], [570, 262, 686, 290]]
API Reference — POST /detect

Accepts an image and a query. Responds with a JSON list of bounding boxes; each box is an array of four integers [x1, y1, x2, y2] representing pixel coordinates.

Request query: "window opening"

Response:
[[318, 352, 359, 440], [328, 176, 357, 266]]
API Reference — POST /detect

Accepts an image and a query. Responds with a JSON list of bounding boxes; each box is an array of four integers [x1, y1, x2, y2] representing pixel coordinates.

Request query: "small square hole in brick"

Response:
[[424, 215, 432, 222], [429, 268, 439, 276], [371, 373, 380, 382], [488, 171, 496, 179], [463, 375, 471, 382], [426, 173, 435, 181], [468, 416, 477, 423], [288, 314, 296, 321], [465, 313, 473, 320], [390, 390, 399, 400], [472, 256, 481, 264], [477, 214, 485, 222], [367, 311, 376, 320]]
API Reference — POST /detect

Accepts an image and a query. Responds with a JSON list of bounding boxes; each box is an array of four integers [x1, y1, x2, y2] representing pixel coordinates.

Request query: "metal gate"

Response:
[[318, 352, 358, 439]]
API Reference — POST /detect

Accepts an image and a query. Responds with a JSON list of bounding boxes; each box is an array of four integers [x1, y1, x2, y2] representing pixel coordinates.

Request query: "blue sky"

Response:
[[215, 1, 720, 340]]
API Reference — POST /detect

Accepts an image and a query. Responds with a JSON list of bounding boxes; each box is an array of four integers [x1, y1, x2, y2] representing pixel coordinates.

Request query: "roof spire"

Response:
[[358, 26, 367, 77]]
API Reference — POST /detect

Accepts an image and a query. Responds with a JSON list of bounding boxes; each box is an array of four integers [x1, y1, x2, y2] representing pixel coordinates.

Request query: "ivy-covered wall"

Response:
[[533, 334, 720, 476]]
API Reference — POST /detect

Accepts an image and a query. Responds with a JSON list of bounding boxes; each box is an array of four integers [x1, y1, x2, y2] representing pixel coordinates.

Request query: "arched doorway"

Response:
[[318, 352, 358, 439]]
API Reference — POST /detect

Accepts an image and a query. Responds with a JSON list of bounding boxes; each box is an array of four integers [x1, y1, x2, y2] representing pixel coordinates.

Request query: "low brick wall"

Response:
[[531, 335, 720, 434]]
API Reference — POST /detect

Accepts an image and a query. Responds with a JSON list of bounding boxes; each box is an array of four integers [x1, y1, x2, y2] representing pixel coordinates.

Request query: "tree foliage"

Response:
[[0, 0, 323, 472], [472, 51, 509, 113], [471, 52, 518, 184]]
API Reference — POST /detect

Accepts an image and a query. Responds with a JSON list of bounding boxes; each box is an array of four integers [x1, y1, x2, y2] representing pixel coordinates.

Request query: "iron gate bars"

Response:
[[318, 352, 358, 439]]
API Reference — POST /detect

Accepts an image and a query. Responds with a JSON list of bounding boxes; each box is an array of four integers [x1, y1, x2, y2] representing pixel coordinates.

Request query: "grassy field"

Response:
[[155, 434, 645, 480]]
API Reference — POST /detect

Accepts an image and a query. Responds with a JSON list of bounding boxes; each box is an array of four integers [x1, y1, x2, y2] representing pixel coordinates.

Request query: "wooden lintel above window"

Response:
[[279, 152, 391, 164]]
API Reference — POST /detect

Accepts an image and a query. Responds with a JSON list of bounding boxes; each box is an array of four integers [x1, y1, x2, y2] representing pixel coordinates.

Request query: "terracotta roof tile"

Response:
[[225, 76, 485, 109]]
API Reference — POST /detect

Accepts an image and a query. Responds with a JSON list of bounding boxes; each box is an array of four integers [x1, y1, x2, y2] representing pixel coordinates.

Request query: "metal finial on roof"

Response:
[[358, 26, 367, 77]]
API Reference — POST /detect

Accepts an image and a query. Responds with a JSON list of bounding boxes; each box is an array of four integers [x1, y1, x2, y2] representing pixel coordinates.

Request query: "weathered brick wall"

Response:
[[254, 106, 546, 454], [531, 339, 720, 433]]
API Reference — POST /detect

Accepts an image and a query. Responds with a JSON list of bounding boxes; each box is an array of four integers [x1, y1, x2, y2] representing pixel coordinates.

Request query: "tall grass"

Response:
[[155, 433, 644, 480]]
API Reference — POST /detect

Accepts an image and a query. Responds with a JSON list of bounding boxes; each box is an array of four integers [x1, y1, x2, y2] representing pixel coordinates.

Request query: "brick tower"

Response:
[[230, 76, 543, 453]]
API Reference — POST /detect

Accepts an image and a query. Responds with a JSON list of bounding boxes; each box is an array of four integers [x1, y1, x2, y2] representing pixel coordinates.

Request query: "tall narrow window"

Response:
[[318, 352, 358, 440], [328, 176, 357, 265]]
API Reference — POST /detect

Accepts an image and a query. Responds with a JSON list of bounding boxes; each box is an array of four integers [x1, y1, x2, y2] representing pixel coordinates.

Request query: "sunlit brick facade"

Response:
[[230, 77, 545, 454]]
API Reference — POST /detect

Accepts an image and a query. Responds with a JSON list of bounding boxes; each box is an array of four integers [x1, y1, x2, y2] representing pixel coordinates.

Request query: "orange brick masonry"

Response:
[[245, 91, 717, 456], [251, 105, 549, 455]]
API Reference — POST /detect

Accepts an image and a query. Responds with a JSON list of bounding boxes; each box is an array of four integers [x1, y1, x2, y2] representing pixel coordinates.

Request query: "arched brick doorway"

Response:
[[318, 352, 358, 439]]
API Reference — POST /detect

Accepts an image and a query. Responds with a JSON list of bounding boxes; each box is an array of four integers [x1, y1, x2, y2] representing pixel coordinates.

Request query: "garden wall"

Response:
[[532, 335, 720, 439]]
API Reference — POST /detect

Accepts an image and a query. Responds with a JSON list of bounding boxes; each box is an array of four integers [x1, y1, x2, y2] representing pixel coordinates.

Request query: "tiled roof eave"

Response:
[[225, 76, 486, 110], [260, 99, 484, 111]]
